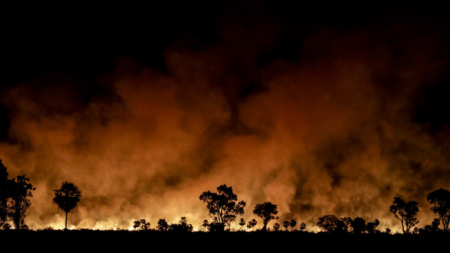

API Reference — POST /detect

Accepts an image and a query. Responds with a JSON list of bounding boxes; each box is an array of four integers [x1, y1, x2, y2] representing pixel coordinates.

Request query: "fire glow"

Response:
[[1, 3, 449, 235]]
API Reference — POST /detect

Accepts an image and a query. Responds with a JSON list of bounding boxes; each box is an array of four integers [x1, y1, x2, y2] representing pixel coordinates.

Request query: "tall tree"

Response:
[[53, 182, 81, 230], [9, 175, 35, 229], [427, 188, 450, 231], [390, 197, 419, 234], [199, 184, 246, 229], [253, 202, 278, 231]]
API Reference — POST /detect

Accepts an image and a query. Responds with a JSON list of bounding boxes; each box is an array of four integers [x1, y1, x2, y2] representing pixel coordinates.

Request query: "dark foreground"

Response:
[[1, 231, 446, 252]]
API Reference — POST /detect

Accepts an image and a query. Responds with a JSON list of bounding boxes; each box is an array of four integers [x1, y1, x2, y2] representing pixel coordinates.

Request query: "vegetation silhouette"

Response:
[[0, 160, 8, 229], [299, 222, 306, 232], [427, 188, 450, 231], [247, 219, 257, 231], [0, 169, 449, 238], [137, 219, 150, 230], [253, 202, 278, 231], [351, 217, 366, 235], [9, 175, 35, 230], [289, 219, 296, 231], [0, 159, 35, 230], [169, 217, 193, 232], [199, 184, 246, 231], [339, 217, 353, 232], [53, 182, 81, 230], [390, 197, 419, 234], [156, 218, 169, 231], [273, 222, 280, 231], [366, 219, 380, 234], [422, 218, 441, 233], [316, 215, 345, 233], [239, 218, 245, 231], [283, 220, 289, 231], [198, 219, 209, 232], [133, 220, 140, 230]]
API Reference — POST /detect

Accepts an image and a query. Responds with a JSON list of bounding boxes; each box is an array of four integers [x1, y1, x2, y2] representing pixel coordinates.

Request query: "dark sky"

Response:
[[1, 2, 449, 230]]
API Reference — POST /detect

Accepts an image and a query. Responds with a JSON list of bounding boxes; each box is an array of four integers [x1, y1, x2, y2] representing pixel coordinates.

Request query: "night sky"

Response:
[[1, 2, 450, 231]]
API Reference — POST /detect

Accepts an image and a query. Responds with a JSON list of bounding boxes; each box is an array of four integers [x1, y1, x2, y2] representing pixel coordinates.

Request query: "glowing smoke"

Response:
[[0, 5, 449, 233]]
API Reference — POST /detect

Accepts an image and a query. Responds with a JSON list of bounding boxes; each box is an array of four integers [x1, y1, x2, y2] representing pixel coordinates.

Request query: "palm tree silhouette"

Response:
[[53, 182, 81, 230]]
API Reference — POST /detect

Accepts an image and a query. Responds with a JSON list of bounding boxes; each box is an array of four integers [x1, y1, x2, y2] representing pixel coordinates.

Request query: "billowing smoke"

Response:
[[0, 4, 449, 232]]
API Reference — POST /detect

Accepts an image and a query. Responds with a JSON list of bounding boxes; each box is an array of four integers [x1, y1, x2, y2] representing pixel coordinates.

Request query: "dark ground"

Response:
[[0, 231, 446, 252]]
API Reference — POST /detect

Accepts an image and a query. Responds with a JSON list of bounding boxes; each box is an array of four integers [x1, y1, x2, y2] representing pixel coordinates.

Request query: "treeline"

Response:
[[1, 158, 449, 234], [129, 184, 448, 235]]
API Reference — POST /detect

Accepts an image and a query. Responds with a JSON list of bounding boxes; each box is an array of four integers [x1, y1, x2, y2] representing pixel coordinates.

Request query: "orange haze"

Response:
[[1, 7, 449, 233]]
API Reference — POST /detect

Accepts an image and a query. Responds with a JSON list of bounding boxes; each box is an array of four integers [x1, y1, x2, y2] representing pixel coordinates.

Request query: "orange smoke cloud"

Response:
[[1, 5, 449, 233]]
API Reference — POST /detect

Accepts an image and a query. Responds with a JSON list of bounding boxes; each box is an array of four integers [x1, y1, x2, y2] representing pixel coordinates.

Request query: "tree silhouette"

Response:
[[289, 219, 296, 231], [247, 219, 257, 231], [299, 222, 306, 232], [424, 218, 441, 233], [283, 220, 289, 231], [199, 184, 246, 230], [199, 219, 209, 232], [366, 219, 380, 234], [427, 188, 450, 231], [339, 217, 353, 232], [0, 159, 8, 229], [351, 217, 366, 235], [133, 220, 140, 230], [316, 215, 341, 233], [208, 221, 225, 232], [432, 218, 441, 230], [273, 222, 280, 232], [139, 219, 150, 230], [52, 182, 81, 230], [0, 160, 35, 230], [9, 175, 35, 229], [224, 214, 236, 231], [169, 217, 193, 232], [157, 219, 169, 231], [253, 202, 278, 231], [390, 197, 419, 234], [239, 218, 245, 231]]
